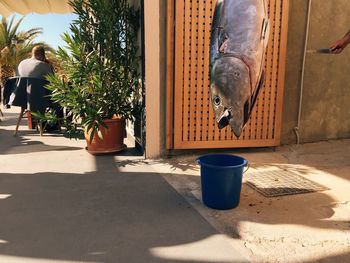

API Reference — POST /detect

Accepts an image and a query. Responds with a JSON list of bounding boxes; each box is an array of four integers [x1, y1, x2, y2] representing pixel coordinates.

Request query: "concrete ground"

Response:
[[152, 141, 350, 263], [0, 107, 249, 263], [1, 107, 350, 263]]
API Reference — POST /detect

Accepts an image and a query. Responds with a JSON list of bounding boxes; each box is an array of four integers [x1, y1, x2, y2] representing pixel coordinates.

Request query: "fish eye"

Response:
[[213, 96, 221, 106]]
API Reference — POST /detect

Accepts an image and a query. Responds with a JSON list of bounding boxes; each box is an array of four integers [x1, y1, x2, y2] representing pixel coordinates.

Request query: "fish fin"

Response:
[[243, 99, 250, 124], [261, 18, 270, 48], [250, 70, 265, 113], [210, 1, 224, 65]]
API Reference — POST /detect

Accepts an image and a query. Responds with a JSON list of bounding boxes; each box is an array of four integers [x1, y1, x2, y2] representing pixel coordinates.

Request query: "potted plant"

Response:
[[45, 0, 141, 154]]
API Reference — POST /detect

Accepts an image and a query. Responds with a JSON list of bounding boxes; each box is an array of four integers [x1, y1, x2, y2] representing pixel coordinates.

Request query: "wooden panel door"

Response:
[[169, 0, 289, 149]]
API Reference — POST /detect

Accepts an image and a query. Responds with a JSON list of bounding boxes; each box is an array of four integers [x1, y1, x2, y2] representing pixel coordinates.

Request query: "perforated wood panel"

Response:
[[169, 0, 289, 149]]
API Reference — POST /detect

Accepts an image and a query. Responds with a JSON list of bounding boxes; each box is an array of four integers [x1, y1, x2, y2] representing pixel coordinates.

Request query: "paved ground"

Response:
[[0, 107, 249, 263], [151, 141, 350, 262], [1, 107, 350, 263]]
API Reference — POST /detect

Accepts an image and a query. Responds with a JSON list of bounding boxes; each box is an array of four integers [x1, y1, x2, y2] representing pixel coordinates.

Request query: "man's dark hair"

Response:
[[32, 45, 46, 61]]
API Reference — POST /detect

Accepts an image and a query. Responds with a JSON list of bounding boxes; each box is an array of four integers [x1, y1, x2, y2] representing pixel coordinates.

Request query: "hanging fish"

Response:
[[210, 0, 269, 137]]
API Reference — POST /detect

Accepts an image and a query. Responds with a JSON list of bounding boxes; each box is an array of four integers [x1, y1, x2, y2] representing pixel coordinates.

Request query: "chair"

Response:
[[14, 107, 44, 136], [3, 77, 51, 136]]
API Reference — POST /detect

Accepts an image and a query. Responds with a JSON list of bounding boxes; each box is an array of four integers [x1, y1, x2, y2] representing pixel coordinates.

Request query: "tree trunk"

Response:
[[0, 65, 15, 102], [0, 65, 14, 86]]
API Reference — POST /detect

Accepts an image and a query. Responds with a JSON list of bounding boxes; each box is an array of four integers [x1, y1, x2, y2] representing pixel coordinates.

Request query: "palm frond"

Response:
[[8, 16, 24, 42], [0, 15, 45, 69], [22, 27, 43, 43], [0, 17, 9, 46]]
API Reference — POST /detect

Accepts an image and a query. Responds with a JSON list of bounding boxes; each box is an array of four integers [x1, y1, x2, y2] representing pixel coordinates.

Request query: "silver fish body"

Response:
[[210, 0, 269, 137]]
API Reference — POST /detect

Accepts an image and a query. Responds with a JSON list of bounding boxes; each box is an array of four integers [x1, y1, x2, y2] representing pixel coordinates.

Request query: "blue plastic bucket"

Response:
[[197, 154, 248, 210]]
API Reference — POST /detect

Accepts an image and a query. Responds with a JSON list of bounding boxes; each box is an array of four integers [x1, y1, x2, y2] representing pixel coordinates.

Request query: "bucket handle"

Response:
[[243, 162, 250, 174]]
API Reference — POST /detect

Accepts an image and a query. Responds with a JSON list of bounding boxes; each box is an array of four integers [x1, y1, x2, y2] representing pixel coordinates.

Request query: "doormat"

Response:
[[244, 168, 329, 197]]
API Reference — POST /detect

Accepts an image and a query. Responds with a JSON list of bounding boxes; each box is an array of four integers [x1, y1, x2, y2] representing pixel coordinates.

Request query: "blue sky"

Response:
[[12, 13, 77, 50]]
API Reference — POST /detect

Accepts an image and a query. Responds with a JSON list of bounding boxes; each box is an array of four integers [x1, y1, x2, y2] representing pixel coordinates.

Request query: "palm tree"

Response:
[[0, 15, 51, 88]]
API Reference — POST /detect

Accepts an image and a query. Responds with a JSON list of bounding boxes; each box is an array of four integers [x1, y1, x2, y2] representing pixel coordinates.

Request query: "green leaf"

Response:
[[40, 0, 142, 138]]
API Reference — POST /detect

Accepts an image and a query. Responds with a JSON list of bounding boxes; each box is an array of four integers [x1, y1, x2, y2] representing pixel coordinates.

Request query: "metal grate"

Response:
[[245, 168, 329, 197]]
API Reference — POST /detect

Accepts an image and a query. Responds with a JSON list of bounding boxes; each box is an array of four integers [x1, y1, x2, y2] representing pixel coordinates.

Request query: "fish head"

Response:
[[211, 56, 251, 137]]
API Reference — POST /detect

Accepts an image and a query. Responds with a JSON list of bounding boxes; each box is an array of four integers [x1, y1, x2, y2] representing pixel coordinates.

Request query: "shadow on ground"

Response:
[[98, 148, 350, 232], [0, 170, 244, 263], [0, 128, 82, 155], [0, 152, 247, 263], [1, 108, 349, 262]]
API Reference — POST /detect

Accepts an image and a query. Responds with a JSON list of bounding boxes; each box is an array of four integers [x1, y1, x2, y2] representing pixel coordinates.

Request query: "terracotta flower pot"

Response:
[[84, 117, 127, 155]]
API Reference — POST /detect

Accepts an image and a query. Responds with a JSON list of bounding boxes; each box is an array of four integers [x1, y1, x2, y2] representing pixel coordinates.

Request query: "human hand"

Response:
[[330, 38, 349, 54]]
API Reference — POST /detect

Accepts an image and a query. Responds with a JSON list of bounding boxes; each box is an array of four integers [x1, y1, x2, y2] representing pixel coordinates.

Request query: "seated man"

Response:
[[18, 46, 61, 131], [18, 45, 54, 78]]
